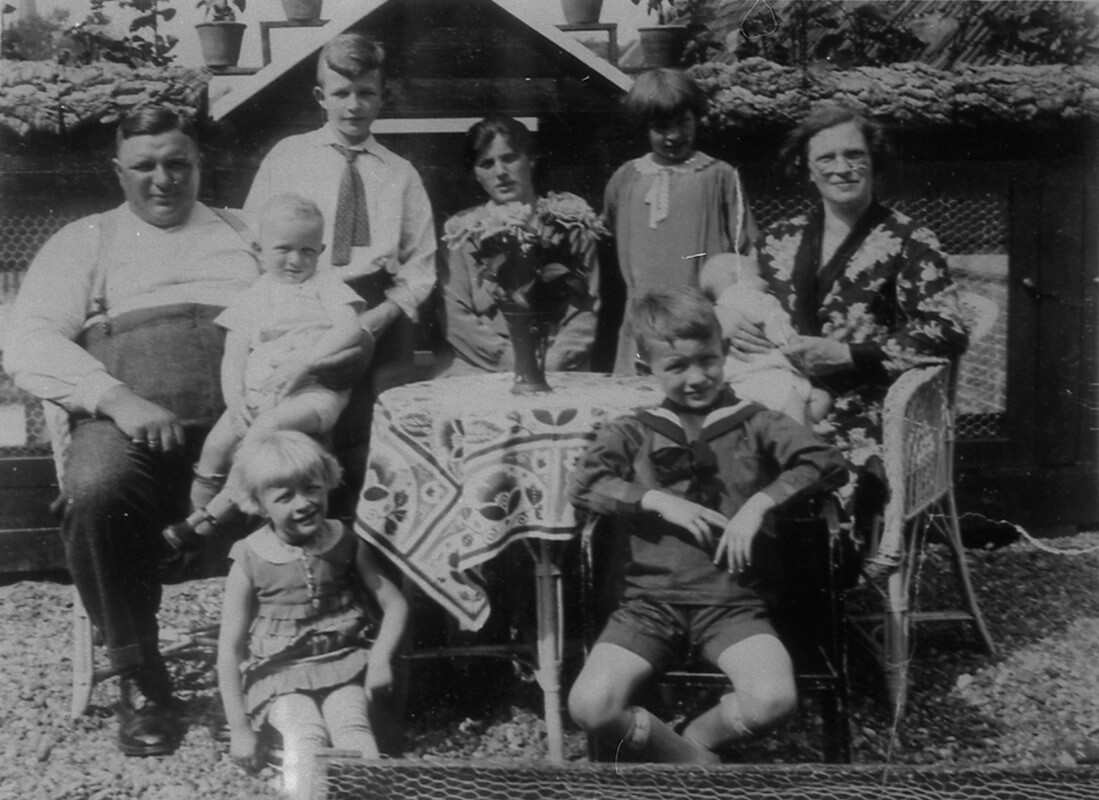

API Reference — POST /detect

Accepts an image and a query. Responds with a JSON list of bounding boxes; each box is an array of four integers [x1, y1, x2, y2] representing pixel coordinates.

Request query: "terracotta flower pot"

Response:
[[561, 0, 603, 25], [638, 24, 689, 68], [281, 0, 323, 22], [195, 22, 246, 69]]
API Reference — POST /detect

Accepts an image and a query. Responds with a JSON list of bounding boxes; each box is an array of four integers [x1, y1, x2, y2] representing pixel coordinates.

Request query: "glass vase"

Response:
[[501, 309, 557, 395]]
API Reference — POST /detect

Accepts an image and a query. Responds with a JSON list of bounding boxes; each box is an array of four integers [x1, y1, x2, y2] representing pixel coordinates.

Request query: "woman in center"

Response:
[[439, 115, 601, 376]]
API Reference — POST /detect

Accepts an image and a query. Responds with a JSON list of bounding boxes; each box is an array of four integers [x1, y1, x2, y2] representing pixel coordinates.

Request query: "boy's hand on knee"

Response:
[[641, 490, 728, 549], [714, 493, 775, 574]]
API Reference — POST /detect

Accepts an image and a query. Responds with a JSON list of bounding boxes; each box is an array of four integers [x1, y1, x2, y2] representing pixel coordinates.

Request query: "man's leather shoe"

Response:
[[116, 674, 182, 757]]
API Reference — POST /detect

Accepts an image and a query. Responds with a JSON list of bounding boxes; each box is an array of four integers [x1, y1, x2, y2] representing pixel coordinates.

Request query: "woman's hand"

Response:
[[714, 493, 775, 574], [781, 336, 853, 375], [719, 307, 774, 361], [229, 725, 261, 773], [641, 490, 728, 549]]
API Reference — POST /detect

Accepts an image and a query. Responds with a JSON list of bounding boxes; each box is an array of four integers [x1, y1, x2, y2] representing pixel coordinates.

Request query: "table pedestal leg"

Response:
[[532, 539, 564, 761]]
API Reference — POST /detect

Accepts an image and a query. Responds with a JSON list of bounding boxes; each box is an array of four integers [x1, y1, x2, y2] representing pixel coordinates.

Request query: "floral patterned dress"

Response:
[[756, 202, 969, 493]]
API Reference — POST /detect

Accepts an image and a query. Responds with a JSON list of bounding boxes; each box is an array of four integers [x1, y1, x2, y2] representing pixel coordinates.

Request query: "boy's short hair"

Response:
[[623, 68, 708, 128], [260, 193, 325, 230], [228, 431, 342, 515], [632, 288, 722, 362], [317, 32, 385, 84]]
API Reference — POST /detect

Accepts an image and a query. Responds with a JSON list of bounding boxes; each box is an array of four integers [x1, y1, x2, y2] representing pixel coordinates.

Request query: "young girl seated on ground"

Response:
[[217, 431, 408, 795], [699, 253, 832, 425], [163, 194, 366, 550], [567, 288, 846, 763]]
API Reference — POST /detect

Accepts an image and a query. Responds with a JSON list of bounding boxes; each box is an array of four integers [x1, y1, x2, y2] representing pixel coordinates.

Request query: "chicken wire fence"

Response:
[[307, 755, 1099, 800], [0, 192, 1008, 455]]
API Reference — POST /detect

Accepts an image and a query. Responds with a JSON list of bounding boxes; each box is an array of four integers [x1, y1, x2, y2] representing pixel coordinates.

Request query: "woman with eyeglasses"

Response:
[[727, 104, 969, 567]]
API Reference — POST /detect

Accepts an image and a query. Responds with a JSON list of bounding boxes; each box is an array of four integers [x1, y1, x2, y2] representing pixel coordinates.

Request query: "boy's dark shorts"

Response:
[[596, 596, 776, 670]]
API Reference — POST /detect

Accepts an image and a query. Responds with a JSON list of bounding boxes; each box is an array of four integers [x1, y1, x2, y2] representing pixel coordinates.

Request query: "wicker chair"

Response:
[[578, 493, 853, 764], [848, 290, 998, 719]]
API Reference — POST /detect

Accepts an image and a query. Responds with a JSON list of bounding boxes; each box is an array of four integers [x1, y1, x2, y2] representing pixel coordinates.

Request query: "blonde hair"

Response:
[[228, 431, 342, 515], [261, 193, 324, 229]]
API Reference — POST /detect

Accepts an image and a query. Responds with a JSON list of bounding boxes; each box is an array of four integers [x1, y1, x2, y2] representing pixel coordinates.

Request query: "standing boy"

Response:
[[245, 32, 436, 503], [567, 288, 847, 763]]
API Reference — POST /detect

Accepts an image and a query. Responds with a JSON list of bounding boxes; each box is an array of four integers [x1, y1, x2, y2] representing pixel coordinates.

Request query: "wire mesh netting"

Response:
[[308, 756, 1099, 800], [0, 213, 74, 457]]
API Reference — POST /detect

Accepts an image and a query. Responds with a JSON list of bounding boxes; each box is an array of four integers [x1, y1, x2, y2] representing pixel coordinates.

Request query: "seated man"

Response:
[[3, 107, 366, 757], [567, 288, 846, 763]]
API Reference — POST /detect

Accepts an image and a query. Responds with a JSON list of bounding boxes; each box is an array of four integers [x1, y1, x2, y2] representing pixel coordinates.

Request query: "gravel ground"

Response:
[[2, 530, 1098, 799]]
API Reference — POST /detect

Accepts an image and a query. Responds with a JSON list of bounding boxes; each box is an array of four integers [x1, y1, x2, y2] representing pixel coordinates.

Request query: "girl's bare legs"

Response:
[[268, 693, 329, 800], [321, 683, 379, 759]]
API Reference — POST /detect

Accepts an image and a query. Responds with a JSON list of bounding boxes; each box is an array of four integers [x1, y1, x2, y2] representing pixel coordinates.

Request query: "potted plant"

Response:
[[561, 0, 603, 26], [195, 0, 246, 69], [632, 0, 713, 68], [281, 0, 323, 23]]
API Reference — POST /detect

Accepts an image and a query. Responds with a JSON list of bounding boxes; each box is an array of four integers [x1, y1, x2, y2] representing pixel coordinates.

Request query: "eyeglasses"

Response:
[[810, 151, 871, 173]]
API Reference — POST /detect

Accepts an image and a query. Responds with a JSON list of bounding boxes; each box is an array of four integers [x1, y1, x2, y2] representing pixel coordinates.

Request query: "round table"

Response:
[[353, 371, 661, 759]]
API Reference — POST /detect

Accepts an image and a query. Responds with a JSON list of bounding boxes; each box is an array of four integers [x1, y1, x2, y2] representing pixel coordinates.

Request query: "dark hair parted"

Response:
[[631, 288, 721, 362], [623, 68, 708, 128], [317, 32, 385, 85], [778, 103, 892, 180], [462, 115, 536, 173], [115, 106, 198, 150]]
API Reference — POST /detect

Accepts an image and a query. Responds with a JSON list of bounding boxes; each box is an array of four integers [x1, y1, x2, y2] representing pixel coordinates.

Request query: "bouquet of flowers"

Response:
[[443, 191, 607, 314]]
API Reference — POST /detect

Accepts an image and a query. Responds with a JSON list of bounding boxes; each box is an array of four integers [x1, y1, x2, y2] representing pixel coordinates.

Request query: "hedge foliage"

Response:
[[2, 57, 1098, 139], [691, 58, 1099, 129], [0, 61, 208, 137]]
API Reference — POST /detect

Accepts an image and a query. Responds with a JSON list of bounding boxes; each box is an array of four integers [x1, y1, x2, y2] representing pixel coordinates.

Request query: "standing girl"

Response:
[[217, 431, 408, 795], [604, 68, 757, 375]]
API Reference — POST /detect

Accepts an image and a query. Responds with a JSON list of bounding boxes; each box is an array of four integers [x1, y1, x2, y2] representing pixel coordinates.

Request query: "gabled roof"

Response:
[[210, 0, 633, 121]]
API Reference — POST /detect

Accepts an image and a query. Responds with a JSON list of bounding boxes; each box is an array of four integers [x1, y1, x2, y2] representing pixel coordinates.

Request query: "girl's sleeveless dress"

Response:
[[230, 520, 374, 724]]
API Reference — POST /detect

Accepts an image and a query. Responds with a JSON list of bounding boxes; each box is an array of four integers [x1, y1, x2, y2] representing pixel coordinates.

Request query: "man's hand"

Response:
[[641, 490, 728, 549], [714, 493, 775, 574], [97, 384, 185, 451], [359, 300, 401, 339], [258, 360, 313, 403], [781, 336, 852, 376], [313, 332, 374, 391]]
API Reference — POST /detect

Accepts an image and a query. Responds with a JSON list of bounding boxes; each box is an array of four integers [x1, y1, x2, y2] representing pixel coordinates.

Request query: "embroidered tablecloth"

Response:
[[353, 372, 660, 629]]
